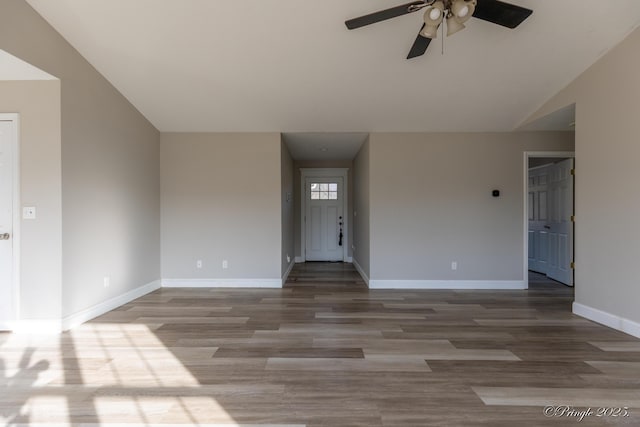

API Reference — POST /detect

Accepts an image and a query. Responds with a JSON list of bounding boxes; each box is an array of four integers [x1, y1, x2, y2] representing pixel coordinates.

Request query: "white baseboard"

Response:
[[352, 258, 370, 285], [295, 256, 352, 264], [62, 280, 161, 331], [368, 280, 526, 290], [0, 322, 11, 331], [573, 302, 640, 339], [162, 278, 282, 288], [282, 259, 296, 285], [9, 319, 63, 334]]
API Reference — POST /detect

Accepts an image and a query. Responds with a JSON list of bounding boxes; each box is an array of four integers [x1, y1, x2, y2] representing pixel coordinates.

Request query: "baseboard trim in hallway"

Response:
[[162, 278, 282, 288], [352, 258, 370, 285], [286, 261, 365, 285], [282, 260, 296, 286]]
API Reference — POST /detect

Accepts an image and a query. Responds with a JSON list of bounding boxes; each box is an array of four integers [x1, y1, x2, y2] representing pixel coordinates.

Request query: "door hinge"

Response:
[[571, 215, 575, 222], [570, 261, 575, 269], [570, 169, 575, 176]]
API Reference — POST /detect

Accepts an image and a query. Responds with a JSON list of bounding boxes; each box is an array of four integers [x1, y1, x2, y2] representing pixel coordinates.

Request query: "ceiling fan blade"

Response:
[[473, 0, 533, 29], [407, 25, 433, 59], [345, 1, 425, 30]]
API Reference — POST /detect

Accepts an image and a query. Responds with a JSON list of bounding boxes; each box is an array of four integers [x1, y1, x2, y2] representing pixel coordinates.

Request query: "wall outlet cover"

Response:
[[23, 206, 36, 219]]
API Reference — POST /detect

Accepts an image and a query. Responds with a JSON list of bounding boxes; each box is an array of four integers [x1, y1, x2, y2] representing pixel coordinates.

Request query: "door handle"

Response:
[[544, 225, 551, 230], [0, 233, 10, 240]]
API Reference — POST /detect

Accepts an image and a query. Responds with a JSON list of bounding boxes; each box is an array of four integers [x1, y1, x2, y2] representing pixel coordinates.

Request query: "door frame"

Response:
[[0, 113, 21, 330], [300, 168, 349, 263], [523, 151, 574, 289]]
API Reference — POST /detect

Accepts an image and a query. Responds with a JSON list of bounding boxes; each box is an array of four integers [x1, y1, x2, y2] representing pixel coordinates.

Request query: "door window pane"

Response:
[[310, 182, 338, 200]]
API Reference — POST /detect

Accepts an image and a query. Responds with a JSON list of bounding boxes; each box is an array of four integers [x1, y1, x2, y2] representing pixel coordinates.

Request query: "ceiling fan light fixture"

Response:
[[456, 5, 469, 18], [446, 14, 466, 36], [421, 1, 444, 38], [450, 0, 476, 24], [423, 1, 444, 25], [420, 24, 440, 39]]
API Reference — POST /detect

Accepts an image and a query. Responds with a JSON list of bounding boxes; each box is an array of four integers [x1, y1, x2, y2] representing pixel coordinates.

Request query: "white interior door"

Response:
[[528, 166, 550, 274], [546, 158, 574, 285], [305, 177, 344, 261], [0, 119, 16, 329]]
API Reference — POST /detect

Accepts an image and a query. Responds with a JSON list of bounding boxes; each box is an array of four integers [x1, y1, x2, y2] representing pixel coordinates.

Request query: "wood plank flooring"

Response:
[[1, 263, 640, 426]]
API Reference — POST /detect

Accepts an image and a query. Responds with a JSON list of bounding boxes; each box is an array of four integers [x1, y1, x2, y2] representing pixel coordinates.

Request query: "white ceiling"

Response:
[[0, 49, 57, 80], [25, 0, 640, 132], [283, 133, 368, 161], [518, 103, 575, 131]]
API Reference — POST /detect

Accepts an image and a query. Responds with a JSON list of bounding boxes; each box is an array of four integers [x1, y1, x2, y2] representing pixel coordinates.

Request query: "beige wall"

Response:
[[526, 26, 640, 325], [352, 139, 370, 279], [0, 80, 62, 320], [0, 0, 161, 319], [161, 133, 281, 281], [281, 141, 294, 278], [369, 132, 574, 282]]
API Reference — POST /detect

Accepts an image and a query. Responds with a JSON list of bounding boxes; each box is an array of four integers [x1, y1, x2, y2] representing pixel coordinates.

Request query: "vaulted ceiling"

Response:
[[25, 0, 640, 132]]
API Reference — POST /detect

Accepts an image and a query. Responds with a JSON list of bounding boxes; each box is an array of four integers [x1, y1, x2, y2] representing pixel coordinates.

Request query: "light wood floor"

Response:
[[1, 263, 639, 426]]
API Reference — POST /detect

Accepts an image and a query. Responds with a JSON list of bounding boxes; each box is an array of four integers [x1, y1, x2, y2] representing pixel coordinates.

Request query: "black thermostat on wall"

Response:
[[492, 190, 500, 197]]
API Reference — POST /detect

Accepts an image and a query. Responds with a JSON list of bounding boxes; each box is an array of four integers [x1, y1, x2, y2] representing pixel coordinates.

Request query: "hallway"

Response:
[[286, 262, 365, 286]]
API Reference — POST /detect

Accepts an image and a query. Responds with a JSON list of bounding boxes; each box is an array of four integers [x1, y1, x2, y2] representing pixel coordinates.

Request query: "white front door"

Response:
[[546, 158, 574, 285], [0, 118, 16, 329], [305, 177, 344, 261]]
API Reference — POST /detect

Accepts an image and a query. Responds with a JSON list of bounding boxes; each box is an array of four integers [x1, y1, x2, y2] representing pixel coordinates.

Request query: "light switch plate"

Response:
[[23, 206, 36, 219]]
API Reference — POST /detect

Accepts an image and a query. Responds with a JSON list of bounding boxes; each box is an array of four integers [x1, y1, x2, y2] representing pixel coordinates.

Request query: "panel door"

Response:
[[528, 166, 550, 274], [546, 158, 574, 285]]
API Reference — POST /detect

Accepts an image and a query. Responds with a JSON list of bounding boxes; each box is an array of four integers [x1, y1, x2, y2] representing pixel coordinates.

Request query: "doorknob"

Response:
[[0, 233, 9, 240]]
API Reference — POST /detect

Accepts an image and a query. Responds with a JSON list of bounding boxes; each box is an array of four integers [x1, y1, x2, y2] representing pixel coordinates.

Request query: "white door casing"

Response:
[[300, 168, 348, 262], [0, 115, 19, 330], [305, 177, 344, 261]]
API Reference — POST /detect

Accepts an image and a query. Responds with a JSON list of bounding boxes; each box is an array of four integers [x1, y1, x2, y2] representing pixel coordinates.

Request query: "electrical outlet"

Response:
[[23, 206, 36, 219], [196, 260, 202, 269], [103, 276, 110, 288], [286, 255, 291, 263], [222, 260, 228, 269], [451, 261, 458, 271]]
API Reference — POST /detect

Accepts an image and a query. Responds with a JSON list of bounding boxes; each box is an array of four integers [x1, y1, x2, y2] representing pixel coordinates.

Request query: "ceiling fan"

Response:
[[345, 0, 533, 59]]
